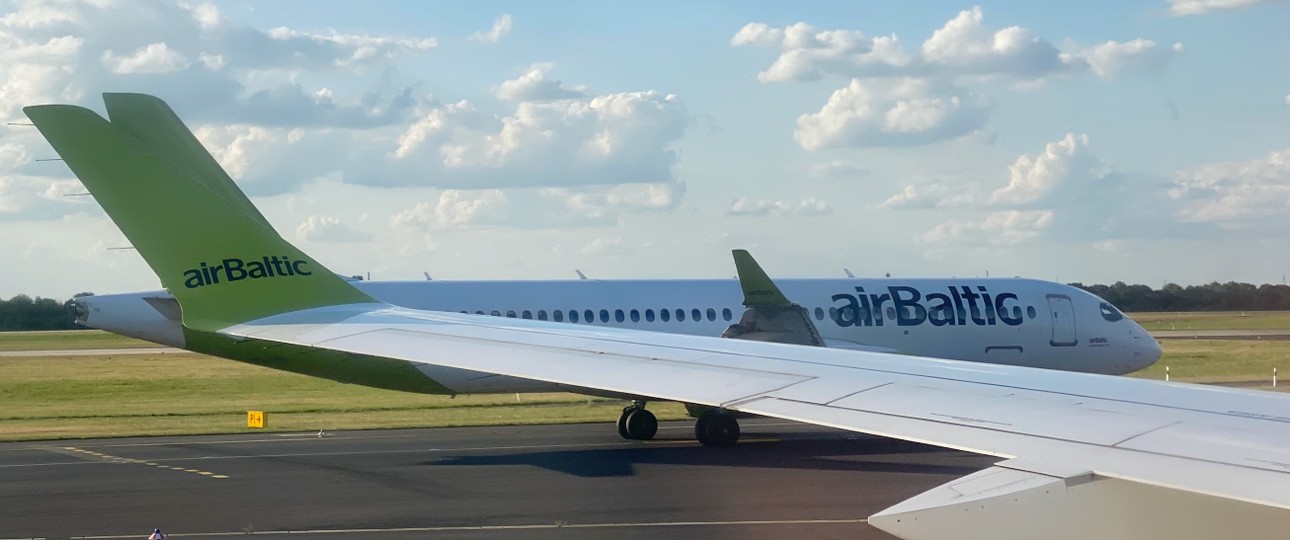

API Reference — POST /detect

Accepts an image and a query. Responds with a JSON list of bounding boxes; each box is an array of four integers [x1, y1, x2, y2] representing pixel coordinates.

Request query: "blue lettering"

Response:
[[224, 258, 247, 282], [890, 286, 926, 326], [827, 285, 1030, 328], [995, 293, 1023, 326], [926, 293, 955, 326], [180, 257, 313, 288], [832, 294, 861, 327]]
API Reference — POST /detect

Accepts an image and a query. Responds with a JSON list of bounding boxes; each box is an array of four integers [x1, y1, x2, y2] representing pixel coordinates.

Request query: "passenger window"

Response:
[[721, 308, 732, 321], [599, 309, 610, 323], [630, 309, 641, 322], [569, 310, 579, 323], [614, 309, 625, 323], [829, 307, 839, 323], [552, 310, 563, 322], [584, 309, 594, 323], [537, 310, 547, 321], [676, 309, 686, 322], [506, 310, 517, 318], [814, 307, 824, 320], [521, 310, 532, 319], [885, 307, 895, 320], [475, 310, 484, 315], [706, 308, 716, 321], [660, 309, 671, 322], [490, 310, 501, 317], [692, 308, 702, 321], [644, 309, 655, 322], [1026, 306, 1037, 319]]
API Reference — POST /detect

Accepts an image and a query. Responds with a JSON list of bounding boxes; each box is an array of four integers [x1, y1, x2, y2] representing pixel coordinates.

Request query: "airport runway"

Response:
[[0, 420, 994, 540]]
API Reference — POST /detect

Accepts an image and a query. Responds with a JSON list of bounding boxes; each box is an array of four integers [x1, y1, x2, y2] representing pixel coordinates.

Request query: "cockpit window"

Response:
[[1099, 302, 1125, 322]]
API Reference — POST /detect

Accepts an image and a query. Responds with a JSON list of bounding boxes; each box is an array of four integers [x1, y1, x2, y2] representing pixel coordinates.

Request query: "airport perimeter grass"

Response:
[[0, 351, 690, 441], [1128, 311, 1290, 331], [1132, 340, 1290, 385], [0, 329, 161, 351]]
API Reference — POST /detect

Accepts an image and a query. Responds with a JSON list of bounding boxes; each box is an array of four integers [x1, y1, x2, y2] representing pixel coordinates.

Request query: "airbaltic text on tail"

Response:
[[183, 256, 313, 289]]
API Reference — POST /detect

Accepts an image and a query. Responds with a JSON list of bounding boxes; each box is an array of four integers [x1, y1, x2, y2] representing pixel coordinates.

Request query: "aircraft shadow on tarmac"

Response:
[[426, 433, 988, 478]]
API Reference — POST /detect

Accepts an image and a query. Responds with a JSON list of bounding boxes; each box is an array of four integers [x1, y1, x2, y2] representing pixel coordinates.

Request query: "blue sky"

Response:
[[1, 0, 1288, 298]]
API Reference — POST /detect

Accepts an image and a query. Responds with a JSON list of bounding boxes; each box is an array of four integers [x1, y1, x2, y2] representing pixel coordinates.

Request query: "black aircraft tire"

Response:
[[624, 408, 658, 440], [695, 411, 740, 447], [617, 409, 632, 439]]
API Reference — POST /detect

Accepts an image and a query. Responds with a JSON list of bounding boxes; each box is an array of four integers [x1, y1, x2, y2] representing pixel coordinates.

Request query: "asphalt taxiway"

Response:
[[0, 420, 994, 539]]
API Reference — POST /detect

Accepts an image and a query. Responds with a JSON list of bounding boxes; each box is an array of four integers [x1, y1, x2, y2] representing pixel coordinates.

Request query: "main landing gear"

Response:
[[617, 401, 741, 447], [617, 401, 658, 440], [694, 409, 740, 447]]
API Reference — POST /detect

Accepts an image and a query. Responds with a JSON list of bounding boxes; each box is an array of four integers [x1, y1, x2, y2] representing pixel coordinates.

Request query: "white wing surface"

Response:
[[226, 303, 1290, 540]]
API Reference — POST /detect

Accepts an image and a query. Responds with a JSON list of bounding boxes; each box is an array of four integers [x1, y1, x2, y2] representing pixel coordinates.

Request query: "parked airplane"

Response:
[[25, 93, 1290, 540]]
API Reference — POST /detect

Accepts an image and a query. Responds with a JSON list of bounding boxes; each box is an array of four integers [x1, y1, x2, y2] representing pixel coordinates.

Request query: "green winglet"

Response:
[[732, 249, 792, 307], [102, 93, 276, 232], [24, 98, 375, 331]]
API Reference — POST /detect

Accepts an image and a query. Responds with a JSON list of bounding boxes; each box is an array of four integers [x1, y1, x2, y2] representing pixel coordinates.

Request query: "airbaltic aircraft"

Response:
[[27, 94, 1290, 539], [78, 272, 1161, 440]]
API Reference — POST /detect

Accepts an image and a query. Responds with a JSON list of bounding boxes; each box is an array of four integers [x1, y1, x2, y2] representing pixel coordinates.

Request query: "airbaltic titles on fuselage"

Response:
[[831, 285, 1028, 327], [182, 256, 312, 289]]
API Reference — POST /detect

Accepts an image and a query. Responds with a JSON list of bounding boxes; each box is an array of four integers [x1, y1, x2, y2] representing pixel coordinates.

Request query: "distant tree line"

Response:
[[0, 293, 92, 331], [1069, 282, 1290, 313], [2, 282, 1290, 330]]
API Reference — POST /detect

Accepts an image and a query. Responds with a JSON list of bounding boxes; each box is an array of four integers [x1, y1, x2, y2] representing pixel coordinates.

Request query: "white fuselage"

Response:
[[76, 276, 1161, 395]]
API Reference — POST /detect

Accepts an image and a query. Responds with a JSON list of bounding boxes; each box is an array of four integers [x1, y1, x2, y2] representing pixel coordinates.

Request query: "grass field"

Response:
[[0, 350, 687, 441], [1, 315, 1288, 441], [0, 330, 161, 351], [1128, 311, 1290, 331], [1132, 340, 1288, 385]]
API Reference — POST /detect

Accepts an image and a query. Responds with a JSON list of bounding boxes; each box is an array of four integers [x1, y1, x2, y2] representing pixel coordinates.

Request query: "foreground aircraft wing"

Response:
[[26, 95, 1290, 540]]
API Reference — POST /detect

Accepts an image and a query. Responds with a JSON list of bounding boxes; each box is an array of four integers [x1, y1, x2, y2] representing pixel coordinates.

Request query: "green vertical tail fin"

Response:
[[24, 95, 375, 331], [101, 93, 277, 232]]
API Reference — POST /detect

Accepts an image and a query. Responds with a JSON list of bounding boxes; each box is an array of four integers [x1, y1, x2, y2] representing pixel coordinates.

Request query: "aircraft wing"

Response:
[[222, 303, 1290, 539], [25, 94, 1290, 540]]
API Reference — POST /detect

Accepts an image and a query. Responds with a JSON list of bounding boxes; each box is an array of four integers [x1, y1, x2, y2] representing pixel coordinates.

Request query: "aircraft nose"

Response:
[[1128, 326, 1162, 373]]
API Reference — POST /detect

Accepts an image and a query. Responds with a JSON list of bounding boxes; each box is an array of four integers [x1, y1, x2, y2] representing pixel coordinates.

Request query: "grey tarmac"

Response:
[[0, 420, 994, 540]]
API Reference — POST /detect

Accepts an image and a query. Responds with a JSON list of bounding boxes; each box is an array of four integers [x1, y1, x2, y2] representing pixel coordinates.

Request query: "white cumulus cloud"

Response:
[[495, 63, 586, 101], [920, 210, 1054, 245], [795, 78, 990, 149], [1082, 39, 1183, 79], [389, 90, 688, 189], [470, 13, 513, 44], [880, 183, 978, 209], [732, 21, 909, 82], [727, 197, 832, 217], [990, 133, 1110, 205], [1169, 147, 1290, 226], [296, 215, 372, 243], [101, 42, 190, 74], [1168, 0, 1288, 16]]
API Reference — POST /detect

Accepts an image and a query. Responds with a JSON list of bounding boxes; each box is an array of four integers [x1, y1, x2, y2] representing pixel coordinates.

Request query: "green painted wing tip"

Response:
[[732, 249, 791, 306]]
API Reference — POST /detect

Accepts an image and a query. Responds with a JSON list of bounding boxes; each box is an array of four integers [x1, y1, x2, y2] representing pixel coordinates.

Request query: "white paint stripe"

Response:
[[31, 420, 809, 450], [53, 518, 867, 538], [5, 437, 804, 469]]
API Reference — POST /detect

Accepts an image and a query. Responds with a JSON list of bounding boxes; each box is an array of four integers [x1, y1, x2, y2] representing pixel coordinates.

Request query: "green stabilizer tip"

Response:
[[732, 249, 792, 307]]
